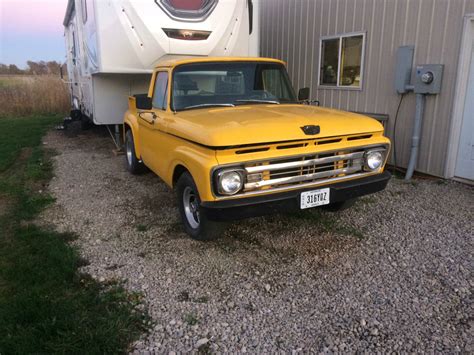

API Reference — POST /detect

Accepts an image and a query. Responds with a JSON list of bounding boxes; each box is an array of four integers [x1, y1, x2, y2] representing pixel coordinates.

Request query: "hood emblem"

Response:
[[301, 125, 320, 135]]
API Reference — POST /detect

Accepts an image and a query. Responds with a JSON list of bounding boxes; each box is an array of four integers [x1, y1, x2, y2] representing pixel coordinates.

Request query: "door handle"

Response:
[[139, 112, 157, 125]]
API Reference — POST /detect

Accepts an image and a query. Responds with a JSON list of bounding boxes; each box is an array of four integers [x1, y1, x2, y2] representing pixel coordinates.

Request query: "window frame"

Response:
[[318, 31, 366, 90], [152, 71, 169, 111]]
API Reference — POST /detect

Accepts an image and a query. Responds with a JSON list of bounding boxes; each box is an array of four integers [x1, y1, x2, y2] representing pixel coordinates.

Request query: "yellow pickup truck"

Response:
[[123, 57, 391, 240]]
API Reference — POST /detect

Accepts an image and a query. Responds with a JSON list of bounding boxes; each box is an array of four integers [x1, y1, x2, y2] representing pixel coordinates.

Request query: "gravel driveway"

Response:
[[40, 128, 473, 353]]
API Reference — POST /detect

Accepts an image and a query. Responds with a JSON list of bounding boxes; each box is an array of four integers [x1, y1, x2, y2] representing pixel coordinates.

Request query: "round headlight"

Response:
[[365, 151, 384, 170], [218, 170, 243, 195]]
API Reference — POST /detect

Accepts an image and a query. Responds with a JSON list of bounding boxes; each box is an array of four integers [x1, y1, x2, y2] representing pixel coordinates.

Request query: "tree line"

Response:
[[0, 61, 67, 76]]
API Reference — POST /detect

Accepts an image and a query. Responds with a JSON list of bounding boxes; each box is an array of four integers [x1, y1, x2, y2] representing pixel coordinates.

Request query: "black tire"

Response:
[[80, 115, 92, 130], [64, 119, 81, 138], [176, 172, 225, 241], [124, 129, 144, 174], [70, 109, 82, 121], [322, 198, 357, 212]]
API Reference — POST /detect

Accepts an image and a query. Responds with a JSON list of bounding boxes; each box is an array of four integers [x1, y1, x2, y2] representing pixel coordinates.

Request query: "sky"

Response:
[[0, 0, 68, 68]]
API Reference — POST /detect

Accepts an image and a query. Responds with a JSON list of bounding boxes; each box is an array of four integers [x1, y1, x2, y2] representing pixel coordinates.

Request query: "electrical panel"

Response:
[[414, 64, 444, 94], [394, 46, 415, 94]]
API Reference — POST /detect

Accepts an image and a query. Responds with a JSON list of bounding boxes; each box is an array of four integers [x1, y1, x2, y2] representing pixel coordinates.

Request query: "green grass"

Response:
[[183, 312, 199, 326], [0, 115, 59, 172], [136, 223, 149, 232], [195, 296, 209, 304], [0, 115, 150, 354]]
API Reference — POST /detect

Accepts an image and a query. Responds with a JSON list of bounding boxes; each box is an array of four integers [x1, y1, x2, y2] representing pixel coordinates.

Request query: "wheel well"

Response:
[[173, 165, 189, 186], [123, 123, 132, 141]]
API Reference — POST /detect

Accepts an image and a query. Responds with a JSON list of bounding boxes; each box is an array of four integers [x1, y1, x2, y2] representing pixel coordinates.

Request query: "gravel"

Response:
[[40, 128, 473, 353]]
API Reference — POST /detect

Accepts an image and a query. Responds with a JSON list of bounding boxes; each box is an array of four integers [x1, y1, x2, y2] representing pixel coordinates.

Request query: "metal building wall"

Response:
[[260, 0, 474, 177]]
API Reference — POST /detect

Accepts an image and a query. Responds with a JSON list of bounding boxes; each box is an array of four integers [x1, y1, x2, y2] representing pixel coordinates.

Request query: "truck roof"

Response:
[[154, 56, 286, 69]]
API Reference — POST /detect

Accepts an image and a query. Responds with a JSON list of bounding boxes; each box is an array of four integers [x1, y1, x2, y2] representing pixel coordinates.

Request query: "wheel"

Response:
[[176, 172, 225, 241], [70, 109, 82, 121], [124, 129, 144, 174], [64, 119, 81, 138], [80, 115, 92, 130], [322, 198, 357, 212]]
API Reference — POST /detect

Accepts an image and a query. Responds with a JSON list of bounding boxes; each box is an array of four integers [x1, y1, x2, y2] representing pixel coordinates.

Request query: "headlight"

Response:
[[217, 170, 244, 195], [364, 150, 384, 171]]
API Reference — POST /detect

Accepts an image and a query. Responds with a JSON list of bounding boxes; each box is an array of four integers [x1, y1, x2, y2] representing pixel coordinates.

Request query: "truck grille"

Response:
[[242, 148, 377, 192]]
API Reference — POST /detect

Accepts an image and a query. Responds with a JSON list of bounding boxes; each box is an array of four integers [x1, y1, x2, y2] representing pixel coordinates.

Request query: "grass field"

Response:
[[0, 115, 149, 353], [0, 75, 69, 118]]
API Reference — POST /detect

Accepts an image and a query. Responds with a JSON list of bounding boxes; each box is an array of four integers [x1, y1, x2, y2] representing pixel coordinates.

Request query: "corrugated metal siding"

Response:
[[260, 0, 474, 177]]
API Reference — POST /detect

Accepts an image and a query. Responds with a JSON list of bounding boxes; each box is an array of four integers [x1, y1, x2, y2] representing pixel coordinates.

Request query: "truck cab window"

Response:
[[172, 62, 297, 111], [261, 68, 292, 101], [152, 72, 169, 110]]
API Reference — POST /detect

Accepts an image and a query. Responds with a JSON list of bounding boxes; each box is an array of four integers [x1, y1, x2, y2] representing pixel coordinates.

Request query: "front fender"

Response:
[[167, 145, 218, 202]]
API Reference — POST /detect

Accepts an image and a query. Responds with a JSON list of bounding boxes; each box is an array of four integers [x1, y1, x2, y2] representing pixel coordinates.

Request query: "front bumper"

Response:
[[201, 171, 391, 221]]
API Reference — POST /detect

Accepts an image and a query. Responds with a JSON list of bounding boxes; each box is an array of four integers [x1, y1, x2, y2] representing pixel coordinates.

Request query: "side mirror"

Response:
[[134, 94, 153, 110], [298, 87, 310, 101]]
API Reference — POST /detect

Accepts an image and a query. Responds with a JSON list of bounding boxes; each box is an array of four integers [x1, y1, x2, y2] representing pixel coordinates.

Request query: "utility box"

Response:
[[394, 46, 415, 94], [414, 64, 444, 94]]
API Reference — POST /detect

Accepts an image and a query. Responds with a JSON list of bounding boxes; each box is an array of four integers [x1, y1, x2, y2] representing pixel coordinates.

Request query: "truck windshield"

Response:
[[172, 62, 297, 111]]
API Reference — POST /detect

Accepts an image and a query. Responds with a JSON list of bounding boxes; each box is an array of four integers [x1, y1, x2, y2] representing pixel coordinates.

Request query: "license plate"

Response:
[[300, 188, 330, 209]]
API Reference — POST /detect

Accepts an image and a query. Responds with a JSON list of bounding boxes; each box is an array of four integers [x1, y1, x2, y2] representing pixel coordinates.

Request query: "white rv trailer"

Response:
[[63, 0, 259, 129]]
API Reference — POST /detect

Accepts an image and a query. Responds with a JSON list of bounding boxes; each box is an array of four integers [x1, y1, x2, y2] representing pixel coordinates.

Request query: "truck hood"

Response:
[[167, 104, 384, 147]]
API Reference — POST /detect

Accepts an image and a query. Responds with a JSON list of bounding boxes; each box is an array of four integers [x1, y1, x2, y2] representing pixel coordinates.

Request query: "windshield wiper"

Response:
[[180, 103, 235, 111], [235, 99, 280, 105]]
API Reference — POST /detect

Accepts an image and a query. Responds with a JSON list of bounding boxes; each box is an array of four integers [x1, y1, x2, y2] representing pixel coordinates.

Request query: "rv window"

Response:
[[82, 0, 88, 23], [152, 72, 169, 110], [157, 0, 218, 20], [72, 31, 77, 60]]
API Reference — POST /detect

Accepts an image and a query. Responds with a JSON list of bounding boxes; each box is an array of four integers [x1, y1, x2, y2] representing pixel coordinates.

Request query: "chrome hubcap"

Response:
[[126, 137, 133, 166], [183, 186, 200, 229]]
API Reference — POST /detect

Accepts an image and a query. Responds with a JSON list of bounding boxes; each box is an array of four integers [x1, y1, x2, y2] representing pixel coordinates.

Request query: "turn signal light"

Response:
[[162, 28, 211, 41]]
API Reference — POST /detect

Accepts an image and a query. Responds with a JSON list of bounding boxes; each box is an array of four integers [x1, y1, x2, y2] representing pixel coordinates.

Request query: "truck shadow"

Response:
[[210, 205, 367, 272]]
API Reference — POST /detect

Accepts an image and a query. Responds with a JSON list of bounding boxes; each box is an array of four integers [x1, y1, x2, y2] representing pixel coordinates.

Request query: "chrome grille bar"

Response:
[[245, 151, 364, 174], [266, 163, 352, 177], [239, 148, 384, 192], [244, 165, 362, 190]]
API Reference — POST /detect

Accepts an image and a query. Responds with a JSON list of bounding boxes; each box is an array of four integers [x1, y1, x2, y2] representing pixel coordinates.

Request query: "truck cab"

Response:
[[124, 57, 391, 240]]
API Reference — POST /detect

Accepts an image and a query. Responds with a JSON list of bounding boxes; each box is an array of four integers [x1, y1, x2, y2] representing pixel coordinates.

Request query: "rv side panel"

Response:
[[92, 74, 151, 125]]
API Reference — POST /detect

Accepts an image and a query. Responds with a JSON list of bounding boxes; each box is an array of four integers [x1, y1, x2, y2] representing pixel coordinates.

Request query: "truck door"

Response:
[[138, 70, 170, 176]]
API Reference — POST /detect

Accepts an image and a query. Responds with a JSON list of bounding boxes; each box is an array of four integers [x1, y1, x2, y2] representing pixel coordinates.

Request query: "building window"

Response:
[[319, 33, 365, 88]]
